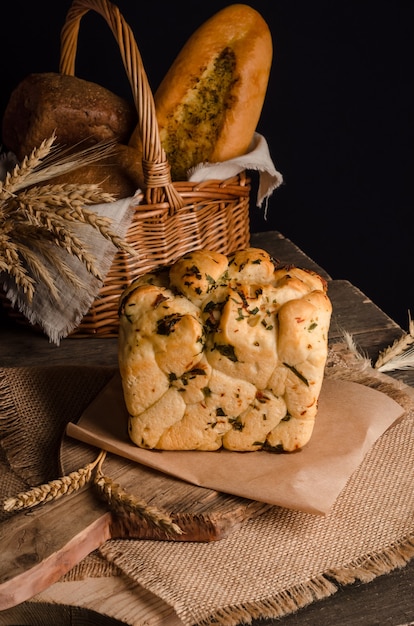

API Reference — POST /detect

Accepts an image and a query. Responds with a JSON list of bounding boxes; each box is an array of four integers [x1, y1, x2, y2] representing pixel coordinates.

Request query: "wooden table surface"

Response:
[[1, 230, 413, 626]]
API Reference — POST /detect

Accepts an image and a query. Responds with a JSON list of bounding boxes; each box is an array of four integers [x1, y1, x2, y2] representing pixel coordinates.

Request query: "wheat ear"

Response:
[[3, 450, 106, 513], [94, 453, 183, 537], [4, 450, 184, 537], [375, 311, 414, 371]]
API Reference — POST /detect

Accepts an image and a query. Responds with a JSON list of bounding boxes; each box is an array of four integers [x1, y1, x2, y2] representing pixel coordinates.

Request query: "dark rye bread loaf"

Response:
[[1, 72, 145, 197], [2, 72, 137, 159]]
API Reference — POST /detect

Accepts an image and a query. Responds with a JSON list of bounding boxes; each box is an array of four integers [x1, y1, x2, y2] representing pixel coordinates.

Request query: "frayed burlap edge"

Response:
[[195, 576, 339, 626], [190, 535, 414, 626], [0, 366, 115, 488], [327, 534, 414, 584]]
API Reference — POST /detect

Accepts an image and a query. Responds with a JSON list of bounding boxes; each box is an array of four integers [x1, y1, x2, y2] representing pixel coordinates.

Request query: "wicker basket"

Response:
[[4, 0, 251, 338], [63, 0, 251, 337]]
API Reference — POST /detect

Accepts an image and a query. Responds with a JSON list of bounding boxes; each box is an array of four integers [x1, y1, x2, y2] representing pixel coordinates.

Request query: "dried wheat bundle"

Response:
[[0, 133, 134, 304]]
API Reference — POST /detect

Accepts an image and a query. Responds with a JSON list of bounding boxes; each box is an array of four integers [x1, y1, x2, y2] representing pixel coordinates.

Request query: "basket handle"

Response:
[[59, 0, 184, 212]]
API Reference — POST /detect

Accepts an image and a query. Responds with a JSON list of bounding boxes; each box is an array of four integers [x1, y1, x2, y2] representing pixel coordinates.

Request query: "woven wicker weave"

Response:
[[57, 0, 251, 337]]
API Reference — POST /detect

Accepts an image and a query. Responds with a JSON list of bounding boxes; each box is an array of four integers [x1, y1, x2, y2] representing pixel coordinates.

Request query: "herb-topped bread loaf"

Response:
[[129, 3, 273, 180], [118, 248, 332, 452]]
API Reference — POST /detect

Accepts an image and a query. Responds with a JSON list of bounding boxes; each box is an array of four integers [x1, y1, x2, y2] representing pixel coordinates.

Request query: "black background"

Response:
[[2, 1, 413, 328]]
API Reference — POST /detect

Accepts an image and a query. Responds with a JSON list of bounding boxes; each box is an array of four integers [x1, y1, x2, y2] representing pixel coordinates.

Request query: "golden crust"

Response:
[[205, 285, 278, 389], [227, 248, 276, 284], [169, 249, 229, 307], [266, 418, 316, 452], [129, 5, 272, 180], [118, 247, 332, 452], [223, 390, 287, 452]]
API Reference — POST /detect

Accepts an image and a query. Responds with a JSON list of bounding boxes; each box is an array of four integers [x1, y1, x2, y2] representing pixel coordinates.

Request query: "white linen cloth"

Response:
[[189, 132, 283, 210], [1, 196, 136, 344]]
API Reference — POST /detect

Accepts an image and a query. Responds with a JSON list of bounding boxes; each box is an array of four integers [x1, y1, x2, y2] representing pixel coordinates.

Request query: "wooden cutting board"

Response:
[[0, 435, 271, 611]]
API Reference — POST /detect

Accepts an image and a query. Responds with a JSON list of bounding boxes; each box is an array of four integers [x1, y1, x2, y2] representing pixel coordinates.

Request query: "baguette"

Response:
[[129, 4, 273, 181]]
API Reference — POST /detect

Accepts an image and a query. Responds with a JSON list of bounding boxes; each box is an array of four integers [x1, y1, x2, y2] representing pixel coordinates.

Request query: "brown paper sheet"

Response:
[[66, 373, 404, 515]]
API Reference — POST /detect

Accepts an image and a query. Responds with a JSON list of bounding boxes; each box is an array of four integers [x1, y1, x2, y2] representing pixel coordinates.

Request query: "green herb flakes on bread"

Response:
[[118, 248, 332, 452]]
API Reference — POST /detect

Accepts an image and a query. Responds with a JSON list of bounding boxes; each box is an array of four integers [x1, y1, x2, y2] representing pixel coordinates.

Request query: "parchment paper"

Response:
[[66, 373, 404, 515]]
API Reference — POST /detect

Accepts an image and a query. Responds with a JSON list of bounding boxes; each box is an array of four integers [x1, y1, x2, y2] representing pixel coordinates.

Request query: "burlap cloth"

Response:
[[1, 343, 414, 625]]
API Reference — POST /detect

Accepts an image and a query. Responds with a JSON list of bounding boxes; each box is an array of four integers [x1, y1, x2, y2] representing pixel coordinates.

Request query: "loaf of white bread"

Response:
[[118, 248, 332, 452]]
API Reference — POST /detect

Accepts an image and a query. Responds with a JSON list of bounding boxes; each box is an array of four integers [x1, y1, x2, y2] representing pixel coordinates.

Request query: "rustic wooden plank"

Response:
[[0, 325, 119, 368], [0, 435, 271, 611], [0, 599, 133, 625], [0, 490, 112, 611], [0, 579, 180, 626], [327, 280, 404, 359], [251, 231, 332, 279], [60, 437, 272, 543], [328, 280, 400, 337]]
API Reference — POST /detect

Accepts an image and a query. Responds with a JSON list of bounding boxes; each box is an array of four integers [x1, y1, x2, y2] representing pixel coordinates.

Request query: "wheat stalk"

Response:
[[3, 449, 183, 537], [341, 329, 370, 362], [17, 236, 92, 300], [376, 345, 414, 373], [1, 134, 57, 196], [375, 311, 414, 372], [337, 312, 414, 374], [0, 134, 136, 303], [1, 133, 119, 194], [11, 240, 63, 301], [93, 453, 183, 537], [3, 450, 106, 513], [0, 232, 36, 299]]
